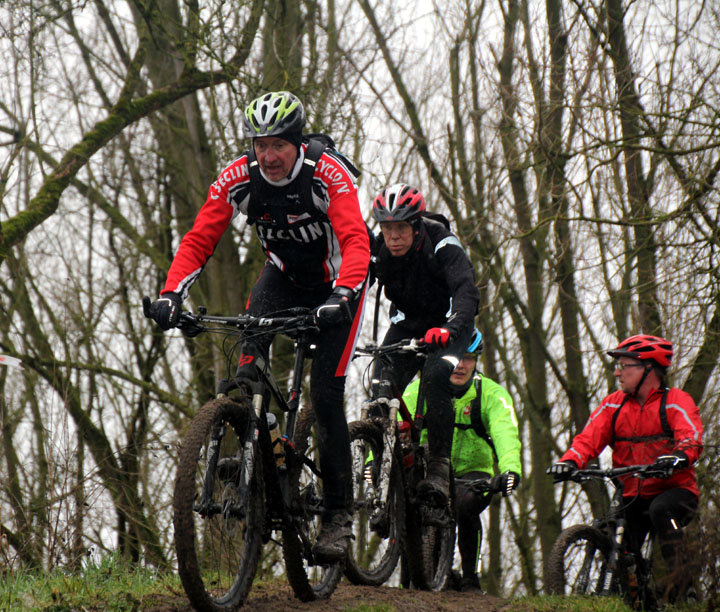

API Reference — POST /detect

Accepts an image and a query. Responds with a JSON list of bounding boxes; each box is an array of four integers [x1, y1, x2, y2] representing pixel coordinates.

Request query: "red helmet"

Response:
[[372, 184, 426, 223], [607, 334, 673, 367]]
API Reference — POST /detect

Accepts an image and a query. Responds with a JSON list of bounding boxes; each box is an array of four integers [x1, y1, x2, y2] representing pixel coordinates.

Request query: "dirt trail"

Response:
[[139, 581, 512, 612]]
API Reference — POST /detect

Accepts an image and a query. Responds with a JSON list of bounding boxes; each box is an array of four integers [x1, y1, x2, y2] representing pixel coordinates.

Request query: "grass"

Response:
[[0, 556, 709, 612], [0, 554, 182, 611], [506, 595, 643, 612]]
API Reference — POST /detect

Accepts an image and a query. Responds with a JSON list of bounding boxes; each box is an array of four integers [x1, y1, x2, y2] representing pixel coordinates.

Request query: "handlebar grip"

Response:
[[142, 296, 152, 318]]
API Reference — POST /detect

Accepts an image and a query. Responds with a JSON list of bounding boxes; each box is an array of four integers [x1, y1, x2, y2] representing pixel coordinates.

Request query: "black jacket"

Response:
[[372, 217, 479, 334]]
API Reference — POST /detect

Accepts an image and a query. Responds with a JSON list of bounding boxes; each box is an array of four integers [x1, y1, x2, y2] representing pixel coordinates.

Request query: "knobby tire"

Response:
[[173, 397, 264, 612], [282, 407, 343, 601], [402, 458, 455, 590], [344, 418, 405, 586], [545, 524, 613, 596], [420, 520, 455, 591]]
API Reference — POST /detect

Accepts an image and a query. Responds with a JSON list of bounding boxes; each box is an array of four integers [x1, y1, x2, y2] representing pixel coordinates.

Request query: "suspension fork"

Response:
[[195, 419, 226, 516], [368, 398, 400, 518], [284, 338, 308, 441], [600, 520, 624, 595], [274, 338, 310, 506]]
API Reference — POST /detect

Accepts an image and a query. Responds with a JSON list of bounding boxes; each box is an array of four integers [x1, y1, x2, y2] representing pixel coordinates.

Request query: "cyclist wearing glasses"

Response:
[[402, 330, 521, 592], [146, 91, 370, 562], [548, 334, 704, 602], [370, 184, 480, 507]]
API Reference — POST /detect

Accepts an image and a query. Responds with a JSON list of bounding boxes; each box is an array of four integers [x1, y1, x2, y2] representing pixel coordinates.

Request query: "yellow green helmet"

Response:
[[242, 91, 306, 138]]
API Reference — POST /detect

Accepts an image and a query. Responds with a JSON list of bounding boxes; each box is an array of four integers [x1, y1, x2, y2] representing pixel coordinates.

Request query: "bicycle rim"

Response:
[[174, 398, 264, 612], [344, 419, 404, 586], [545, 524, 613, 596], [282, 407, 342, 601]]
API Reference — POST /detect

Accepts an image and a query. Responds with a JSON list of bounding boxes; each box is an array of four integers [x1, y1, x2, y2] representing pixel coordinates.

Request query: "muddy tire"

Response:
[[174, 397, 264, 612], [545, 524, 613, 596], [282, 407, 343, 601], [344, 418, 404, 586]]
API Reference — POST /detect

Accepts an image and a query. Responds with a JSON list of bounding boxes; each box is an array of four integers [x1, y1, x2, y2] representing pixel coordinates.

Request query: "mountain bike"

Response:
[[545, 464, 673, 611], [345, 338, 456, 591], [142, 299, 342, 612]]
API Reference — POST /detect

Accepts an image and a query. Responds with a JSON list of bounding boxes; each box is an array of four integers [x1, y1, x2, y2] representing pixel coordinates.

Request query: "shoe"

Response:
[[417, 457, 451, 505], [312, 511, 353, 563], [459, 574, 485, 593]]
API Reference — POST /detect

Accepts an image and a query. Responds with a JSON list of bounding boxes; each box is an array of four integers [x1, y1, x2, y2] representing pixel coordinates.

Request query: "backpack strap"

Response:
[[455, 377, 498, 461], [246, 147, 262, 221], [610, 388, 673, 446], [422, 211, 451, 229], [299, 137, 328, 205]]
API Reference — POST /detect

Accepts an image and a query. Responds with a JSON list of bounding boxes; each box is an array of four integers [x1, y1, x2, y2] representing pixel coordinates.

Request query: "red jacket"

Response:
[[560, 387, 703, 498], [162, 144, 369, 299]]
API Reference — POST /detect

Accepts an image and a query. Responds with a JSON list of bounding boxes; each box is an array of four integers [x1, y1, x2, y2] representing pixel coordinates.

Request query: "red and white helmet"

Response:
[[372, 184, 426, 223], [607, 334, 673, 368]]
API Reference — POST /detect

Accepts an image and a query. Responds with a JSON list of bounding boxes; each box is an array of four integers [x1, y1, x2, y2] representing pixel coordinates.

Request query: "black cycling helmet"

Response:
[[449, 329, 483, 397], [242, 91, 306, 138], [372, 184, 426, 223], [467, 329, 483, 356]]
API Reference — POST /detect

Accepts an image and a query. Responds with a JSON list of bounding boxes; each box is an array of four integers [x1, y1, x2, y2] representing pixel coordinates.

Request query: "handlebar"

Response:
[[565, 464, 673, 483], [456, 475, 505, 496], [353, 338, 427, 359], [143, 296, 318, 338]]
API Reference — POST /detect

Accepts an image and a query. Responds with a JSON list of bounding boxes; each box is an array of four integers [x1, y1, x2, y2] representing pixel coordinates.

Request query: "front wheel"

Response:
[[403, 459, 456, 591], [545, 524, 613, 596], [173, 397, 264, 612], [282, 407, 343, 601], [344, 418, 404, 586], [420, 518, 455, 591]]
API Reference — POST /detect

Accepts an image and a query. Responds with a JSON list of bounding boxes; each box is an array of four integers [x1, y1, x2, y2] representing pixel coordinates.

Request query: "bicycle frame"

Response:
[[349, 338, 456, 591], [354, 339, 427, 525], [149, 300, 346, 610], [181, 308, 319, 524]]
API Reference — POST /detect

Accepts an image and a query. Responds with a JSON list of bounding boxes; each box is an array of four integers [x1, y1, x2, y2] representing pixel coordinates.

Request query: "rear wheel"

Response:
[[545, 524, 613, 596], [344, 418, 404, 586], [282, 407, 343, 601], [174, 398, 264, 612]]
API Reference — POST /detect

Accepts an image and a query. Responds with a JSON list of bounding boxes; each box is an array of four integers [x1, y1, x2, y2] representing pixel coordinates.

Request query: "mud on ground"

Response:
[[137, 580, 511, 612]]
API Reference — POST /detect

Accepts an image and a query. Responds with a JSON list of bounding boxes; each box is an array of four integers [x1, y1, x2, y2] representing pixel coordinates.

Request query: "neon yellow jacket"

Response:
[[402, 374, 522, 477]]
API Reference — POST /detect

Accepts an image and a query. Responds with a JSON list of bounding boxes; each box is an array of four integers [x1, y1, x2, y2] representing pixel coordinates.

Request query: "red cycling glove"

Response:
[[424, 327, 451, 347]]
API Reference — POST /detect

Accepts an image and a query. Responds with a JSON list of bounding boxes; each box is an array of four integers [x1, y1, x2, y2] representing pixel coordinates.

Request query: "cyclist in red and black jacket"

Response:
[[548, 334, 704, 602], [370, 184, 480, 507], [146, 91, 370, 562]]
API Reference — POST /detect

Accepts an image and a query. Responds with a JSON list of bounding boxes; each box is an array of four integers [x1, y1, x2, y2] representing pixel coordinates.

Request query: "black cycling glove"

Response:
[[546, 460, 578, 482], [144, 293, 182, 330], [499, 471, 520, 497], [315, 287, 354, 329]]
